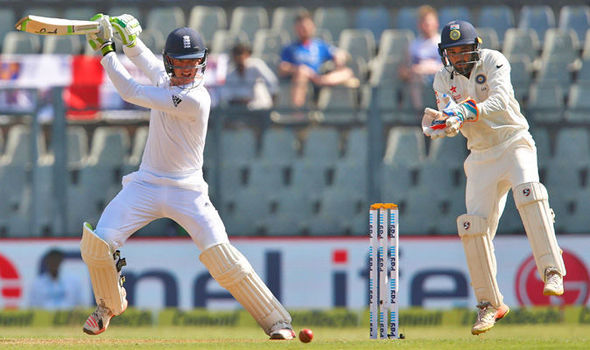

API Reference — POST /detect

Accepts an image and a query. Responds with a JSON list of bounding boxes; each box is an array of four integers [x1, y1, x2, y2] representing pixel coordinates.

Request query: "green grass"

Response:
[[1, 324, 590, 349]]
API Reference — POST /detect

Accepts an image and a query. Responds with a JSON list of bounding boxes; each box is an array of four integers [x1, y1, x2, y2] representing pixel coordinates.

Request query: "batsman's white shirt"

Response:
[[432, 49, 539, 232], [95, 40, 229, 251]]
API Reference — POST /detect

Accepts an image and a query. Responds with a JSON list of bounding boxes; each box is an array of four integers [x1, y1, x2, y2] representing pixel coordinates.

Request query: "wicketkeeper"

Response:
[[422, 20, 566, 335], [80, 14, 295, 340]]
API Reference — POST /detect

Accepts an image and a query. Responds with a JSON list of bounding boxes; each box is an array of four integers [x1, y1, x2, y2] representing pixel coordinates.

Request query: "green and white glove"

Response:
[[86, 14, 114, 56], [110, 14, 142, 48]]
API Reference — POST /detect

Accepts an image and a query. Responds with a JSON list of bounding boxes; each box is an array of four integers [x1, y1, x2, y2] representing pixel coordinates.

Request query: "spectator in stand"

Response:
[[399, 5, 443, 110], [221, 43, 279, 110], [28, 249, 84, 310], [279, 10, 358, 108]]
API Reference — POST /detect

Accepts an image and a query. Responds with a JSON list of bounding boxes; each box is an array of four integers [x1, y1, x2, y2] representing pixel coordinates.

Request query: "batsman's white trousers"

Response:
[[464, 131, 539, 238], [96, 169, 229, 251]]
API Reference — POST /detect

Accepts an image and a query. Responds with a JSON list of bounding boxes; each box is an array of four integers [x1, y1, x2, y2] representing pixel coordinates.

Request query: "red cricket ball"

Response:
[[298, 328, 313, 343]]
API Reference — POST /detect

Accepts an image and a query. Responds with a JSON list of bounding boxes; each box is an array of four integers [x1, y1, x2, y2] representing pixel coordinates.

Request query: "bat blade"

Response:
[[15, 15, 100, 35]]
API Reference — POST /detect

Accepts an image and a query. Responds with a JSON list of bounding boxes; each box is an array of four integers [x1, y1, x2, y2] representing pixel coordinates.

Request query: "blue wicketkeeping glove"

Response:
[[441, 98, 478, 137]]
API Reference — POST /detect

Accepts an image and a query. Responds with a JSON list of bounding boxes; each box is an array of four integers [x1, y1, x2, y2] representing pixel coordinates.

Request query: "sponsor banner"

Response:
[[0, 53, 229, 116], [0, 307, 589, 327], [0, 55, 72, 88], [0, 236, 589, 311]]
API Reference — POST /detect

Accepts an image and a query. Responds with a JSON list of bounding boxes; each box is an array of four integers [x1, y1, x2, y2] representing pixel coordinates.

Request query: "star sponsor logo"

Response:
[[450, 86, 457, 93]]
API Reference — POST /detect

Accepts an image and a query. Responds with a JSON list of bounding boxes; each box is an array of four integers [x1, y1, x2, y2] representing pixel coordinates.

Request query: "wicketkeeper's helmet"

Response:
[[438, 20, 482, 74]]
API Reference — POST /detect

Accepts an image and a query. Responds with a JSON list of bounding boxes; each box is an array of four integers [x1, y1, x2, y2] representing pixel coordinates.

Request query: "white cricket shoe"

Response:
[[269, 322, 296, 340], [83, 299, 128, 335], [471, 302, 510, 335], [543, 267, 564, 296]]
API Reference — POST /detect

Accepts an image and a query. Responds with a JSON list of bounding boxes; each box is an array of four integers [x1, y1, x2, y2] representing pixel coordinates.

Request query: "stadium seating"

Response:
[[518, 5, 556, 41], [527, 82, 565, 123], [316, 87, 361, 123], [338, 29, 376, 63], [540, 28, 580, 65], [476, 5, 515, 43], [146, 7, 185, 41], [558, 5, 590, 43], [341, 127, 367, 165], [383, 127, 426, 166], [536, 57, 574, 90], [502, 28, 541, 61], [393, 7, 418, 35], [271, 6, 306, 42], [565, 83, 590, 122], [354, 6, 392, 41], [219, 128, 257, 167], [3, 32, 41, 54], [0, 9, 15, 51], [252, 29, 288, 57], [439, 6, 472, 26], [376, 29, 414, 62], [477, 28, 500, 51], [43, 36, 82, 55], [189, 6, 227, 45], [314, 7, 351, 43], [210, 30, 249, 54], [509, 55, 533, 101], [301, 127, 341, 164], [258, 127, 299, 165], [230, 6, 269, 42]]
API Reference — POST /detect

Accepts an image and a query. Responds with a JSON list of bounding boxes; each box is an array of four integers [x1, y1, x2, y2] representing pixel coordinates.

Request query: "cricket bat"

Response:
[[15, 15, 100, 35]]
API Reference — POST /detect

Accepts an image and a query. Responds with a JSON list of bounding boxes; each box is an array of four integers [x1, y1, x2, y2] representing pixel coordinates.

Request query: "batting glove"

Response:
[[87, 14, 114, 56], [110, 14, 142, 48]]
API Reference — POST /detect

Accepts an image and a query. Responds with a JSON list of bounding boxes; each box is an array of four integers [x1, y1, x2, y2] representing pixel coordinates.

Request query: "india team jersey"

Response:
[[433, 49, 529, 151], [100, 40, 210, 177], [280, 39, 335, 73]]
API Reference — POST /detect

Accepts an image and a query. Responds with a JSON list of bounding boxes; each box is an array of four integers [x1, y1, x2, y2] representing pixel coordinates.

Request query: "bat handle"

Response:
[[430, 120, 446, 130]]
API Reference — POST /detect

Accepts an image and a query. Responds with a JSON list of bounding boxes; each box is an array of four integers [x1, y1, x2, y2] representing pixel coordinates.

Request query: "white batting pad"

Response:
[[80, 222, 127, 315], [200, 243, 291, 334], [457, 214, 504, 307], [513, 182, 566, 279]]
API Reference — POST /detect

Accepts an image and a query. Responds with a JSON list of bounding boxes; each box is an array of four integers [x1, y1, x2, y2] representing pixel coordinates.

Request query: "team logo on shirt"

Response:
[[475, 74, 486, 84], [172, 95, 183, 107], [450, 29, 461, 41]]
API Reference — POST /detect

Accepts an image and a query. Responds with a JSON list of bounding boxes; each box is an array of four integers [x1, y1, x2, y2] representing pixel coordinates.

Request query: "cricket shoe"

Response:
[[83, 299, 128, 335], [543, 267, 564, 296], [269, 322, 296, 340], [471, 302, 510, 335]]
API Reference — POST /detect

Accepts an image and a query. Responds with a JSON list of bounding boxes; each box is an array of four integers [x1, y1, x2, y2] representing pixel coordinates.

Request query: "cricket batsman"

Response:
[[79, 14, 295, 340], [421, 20, 566, 335]]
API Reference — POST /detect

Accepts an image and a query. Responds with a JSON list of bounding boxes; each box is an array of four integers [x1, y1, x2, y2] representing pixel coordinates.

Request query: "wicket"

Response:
[[369, 203, 399, 339]]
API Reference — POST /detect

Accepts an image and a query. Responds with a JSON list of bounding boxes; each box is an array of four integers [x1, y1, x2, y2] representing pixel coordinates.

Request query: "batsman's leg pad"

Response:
[[200, 243, 292, 335], [80, 222, 127, 316], [457, 214, 504, 308], [513, 182, 566, 279]]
